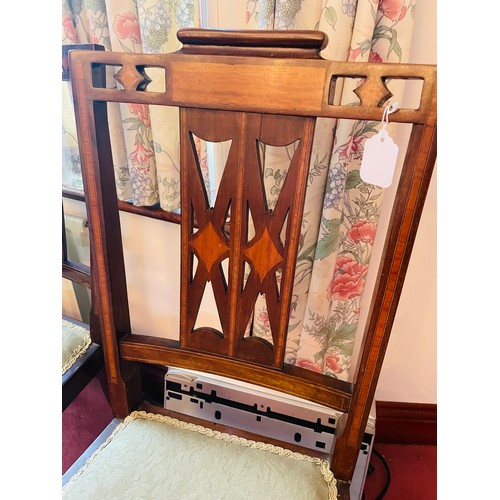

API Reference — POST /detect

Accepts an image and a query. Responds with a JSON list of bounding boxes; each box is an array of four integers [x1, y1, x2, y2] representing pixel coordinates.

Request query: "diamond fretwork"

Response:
[[115, 62, 152, 91], [353, 75, 393, 107], [244, 227, 283, 282], [190, 221, 228, 275]]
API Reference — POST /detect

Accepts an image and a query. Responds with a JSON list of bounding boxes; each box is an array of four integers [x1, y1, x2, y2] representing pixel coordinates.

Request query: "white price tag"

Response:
[[359, 102, 399, 188], [360, 128, 399, 188]]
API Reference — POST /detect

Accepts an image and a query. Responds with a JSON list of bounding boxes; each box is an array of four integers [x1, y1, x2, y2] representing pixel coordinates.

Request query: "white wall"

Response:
[[372, 167, 437, 403]]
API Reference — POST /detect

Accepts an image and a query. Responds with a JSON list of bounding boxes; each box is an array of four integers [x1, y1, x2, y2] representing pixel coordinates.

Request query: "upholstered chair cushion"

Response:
[[62, 411, 338, 499], [62, 319, 91, 375]]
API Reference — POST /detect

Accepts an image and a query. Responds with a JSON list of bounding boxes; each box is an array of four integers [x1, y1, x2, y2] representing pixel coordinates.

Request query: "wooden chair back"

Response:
[[68, 29, 436, 484]]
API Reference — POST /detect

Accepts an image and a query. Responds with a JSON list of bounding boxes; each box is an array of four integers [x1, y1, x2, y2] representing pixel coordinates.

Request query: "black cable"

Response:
[[371, 447, 391, 500]]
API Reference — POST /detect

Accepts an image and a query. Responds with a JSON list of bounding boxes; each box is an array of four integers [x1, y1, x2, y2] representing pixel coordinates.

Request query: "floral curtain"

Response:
[[62, 0, 202, 210], [242, 0, 416, 380], [62, 0, 416, 380]]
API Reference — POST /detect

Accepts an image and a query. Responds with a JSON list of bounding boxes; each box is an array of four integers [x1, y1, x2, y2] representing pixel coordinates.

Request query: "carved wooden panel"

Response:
[[180, 109, 315, 367], [180, 109, 237, 356]]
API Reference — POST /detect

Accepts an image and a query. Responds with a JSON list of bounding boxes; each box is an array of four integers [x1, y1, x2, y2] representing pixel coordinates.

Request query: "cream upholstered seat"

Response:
[[65, 28, 436, 499], [62, 319, 91, 375], [63, 411, 337, 499]]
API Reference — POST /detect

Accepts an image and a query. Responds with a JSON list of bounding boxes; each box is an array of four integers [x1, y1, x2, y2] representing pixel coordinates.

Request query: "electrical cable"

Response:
[[362, 447, 392, 499], [372, 447, 391, 499]]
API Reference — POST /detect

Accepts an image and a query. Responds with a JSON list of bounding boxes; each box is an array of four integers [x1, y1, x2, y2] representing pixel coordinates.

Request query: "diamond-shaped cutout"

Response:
[[190, 221, 228, 275], [328, 76, 366, 106], [353, 75, 393, 107], [384, 77, 423, 110], [244, 227, 283, 282], [115, 62, 151, 91]]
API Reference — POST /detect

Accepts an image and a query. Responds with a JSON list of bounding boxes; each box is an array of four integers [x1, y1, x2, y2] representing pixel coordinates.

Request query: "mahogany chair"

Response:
[[62, 29, 436, 499], [62, 44, 106, 411]]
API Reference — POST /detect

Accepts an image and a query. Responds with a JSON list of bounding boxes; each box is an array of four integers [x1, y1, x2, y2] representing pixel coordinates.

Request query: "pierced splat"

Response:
[[180, 108, 315, 368], [180, 109, 239, 355], [114, 62, 152, 91], [234, 115, 312, 365]]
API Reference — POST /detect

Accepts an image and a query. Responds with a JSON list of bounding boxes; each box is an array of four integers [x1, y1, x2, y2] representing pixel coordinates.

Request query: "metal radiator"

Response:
[[164, 367, 375, 499]]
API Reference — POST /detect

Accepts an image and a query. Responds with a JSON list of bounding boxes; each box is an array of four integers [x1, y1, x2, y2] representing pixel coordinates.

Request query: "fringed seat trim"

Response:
[[63, 410, 338, 499], [62, 319, 91, 375]]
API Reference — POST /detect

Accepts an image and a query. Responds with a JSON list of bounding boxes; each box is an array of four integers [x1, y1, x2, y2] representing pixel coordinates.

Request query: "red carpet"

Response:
[[62, 372, 113, 474], [63, 375, 437, 498], [363, 444, 436, 499]]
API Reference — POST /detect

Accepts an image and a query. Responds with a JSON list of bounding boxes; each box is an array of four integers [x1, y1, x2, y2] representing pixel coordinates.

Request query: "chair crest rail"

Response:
[[69, 50, 436, 124]]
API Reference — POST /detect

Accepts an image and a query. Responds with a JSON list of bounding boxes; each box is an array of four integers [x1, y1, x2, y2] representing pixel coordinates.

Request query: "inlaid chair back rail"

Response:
[[69, 31, 436, 484], [71, 50, 434, 124]]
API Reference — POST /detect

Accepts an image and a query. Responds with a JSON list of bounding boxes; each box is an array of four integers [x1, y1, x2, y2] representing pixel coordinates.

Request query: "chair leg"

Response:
[[103, 361, 143, 418], [331, 406, 370, 483]]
